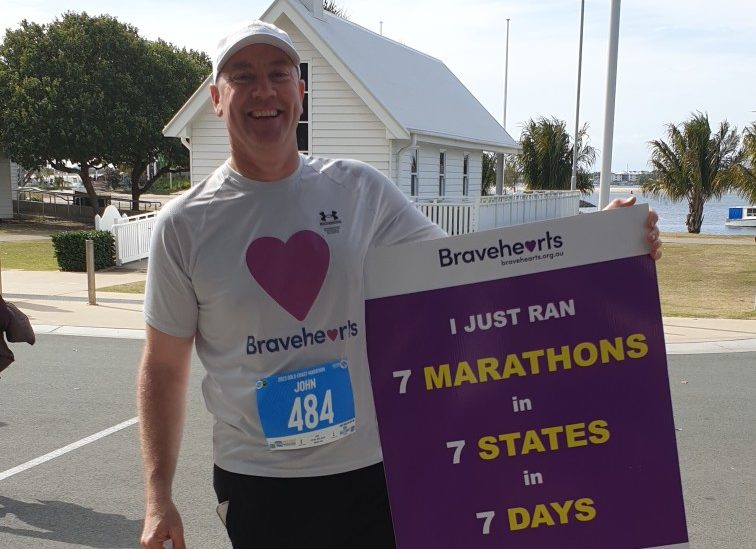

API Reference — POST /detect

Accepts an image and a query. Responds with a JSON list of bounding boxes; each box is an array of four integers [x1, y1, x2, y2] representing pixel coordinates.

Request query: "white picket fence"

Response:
[[95, 205, 158, 266], [414, 201, 477, 236], [413, 191, 580, 236], [94, 191, 580, 265]]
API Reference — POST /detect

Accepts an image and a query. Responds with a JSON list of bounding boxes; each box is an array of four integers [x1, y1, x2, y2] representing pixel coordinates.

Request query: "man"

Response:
[[138, 21, 662, 549]]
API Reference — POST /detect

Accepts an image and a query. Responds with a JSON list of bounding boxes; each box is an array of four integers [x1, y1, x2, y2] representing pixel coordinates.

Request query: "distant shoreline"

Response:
[[605, 185, 641, 194]]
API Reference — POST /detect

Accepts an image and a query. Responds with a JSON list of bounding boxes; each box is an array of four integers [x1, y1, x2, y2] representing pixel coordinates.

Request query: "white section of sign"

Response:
[[366, 204, 650, 299]]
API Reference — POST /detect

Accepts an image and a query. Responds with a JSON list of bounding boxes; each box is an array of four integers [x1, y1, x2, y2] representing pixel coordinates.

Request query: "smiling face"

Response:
[[210, 43, 305, 180]]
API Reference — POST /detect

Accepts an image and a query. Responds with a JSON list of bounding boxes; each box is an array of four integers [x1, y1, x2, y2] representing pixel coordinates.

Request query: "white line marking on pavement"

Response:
[[32, 324, 145, 339], [0, 417, 139, 481]]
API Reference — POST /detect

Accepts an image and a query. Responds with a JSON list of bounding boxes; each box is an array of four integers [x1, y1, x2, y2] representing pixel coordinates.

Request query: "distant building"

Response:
[[611, 171, 648, 184]]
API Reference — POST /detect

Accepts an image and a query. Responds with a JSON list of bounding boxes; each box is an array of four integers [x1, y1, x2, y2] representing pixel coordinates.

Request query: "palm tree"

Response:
[[735, 122, 756, 203], [481, 152, 519, 195], [643, 113, 741, 233], [482, 152, 496, 195], [519, 117, 596, 194], [322, 1, 347, 17]]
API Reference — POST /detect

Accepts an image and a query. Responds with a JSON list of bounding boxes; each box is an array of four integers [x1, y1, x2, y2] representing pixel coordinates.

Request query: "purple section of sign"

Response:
[[365, 256, 688, 549]]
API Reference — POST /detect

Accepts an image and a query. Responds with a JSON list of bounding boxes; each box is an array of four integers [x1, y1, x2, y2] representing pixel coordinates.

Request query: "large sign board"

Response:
[[364, 205, 688, 549]]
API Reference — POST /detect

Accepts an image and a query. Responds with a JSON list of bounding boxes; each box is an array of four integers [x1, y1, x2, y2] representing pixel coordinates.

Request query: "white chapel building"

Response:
[[163, 0, 519, 199]]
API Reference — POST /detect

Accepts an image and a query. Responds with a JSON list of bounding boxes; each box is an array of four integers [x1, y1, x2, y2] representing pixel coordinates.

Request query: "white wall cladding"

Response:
[[189, 101, 231, 186], [281, 20, 391, 177], [394, 143, 484, 198], [468, 153, 482, 197]]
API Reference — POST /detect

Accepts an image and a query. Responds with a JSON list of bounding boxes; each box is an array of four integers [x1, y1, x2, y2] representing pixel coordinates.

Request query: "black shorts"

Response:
[[213, 462, 397, 548]]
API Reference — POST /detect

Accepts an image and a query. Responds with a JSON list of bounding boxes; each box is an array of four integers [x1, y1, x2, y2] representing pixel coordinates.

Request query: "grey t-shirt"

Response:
[[144, 156, 445, 477]]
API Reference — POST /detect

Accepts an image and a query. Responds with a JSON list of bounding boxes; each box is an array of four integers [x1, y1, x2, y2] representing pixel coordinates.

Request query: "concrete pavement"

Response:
[[1, 266, 755, 353]]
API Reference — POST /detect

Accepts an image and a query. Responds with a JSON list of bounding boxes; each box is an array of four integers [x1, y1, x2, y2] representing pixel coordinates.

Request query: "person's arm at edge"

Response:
[[138, 324, 195, 549], [603, 196, 663, 261]]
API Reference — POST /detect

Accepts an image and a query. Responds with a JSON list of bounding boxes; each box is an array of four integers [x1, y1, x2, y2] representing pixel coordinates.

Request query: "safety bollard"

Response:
[[86, 239, 96, 305]]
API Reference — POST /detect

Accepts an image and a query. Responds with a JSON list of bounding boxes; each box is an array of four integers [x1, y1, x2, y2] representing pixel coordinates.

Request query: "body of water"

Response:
[[582, 189, 756, 236]]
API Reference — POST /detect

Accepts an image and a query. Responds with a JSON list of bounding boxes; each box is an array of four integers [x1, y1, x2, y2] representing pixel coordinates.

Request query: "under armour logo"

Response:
[[320, 211, 339, 223]]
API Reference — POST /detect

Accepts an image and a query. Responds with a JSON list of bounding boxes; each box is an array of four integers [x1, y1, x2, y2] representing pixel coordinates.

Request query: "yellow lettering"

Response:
[[546, 345, 572, 371], [600, 337, 625, 363], [521, 430, 546, 455], [626, 333, 648, 359], [476, 357, 501, 382], [540, 425, 565, 450], [507, 507, 530, 531], [550, 500, 574, 525], [502, 354, 527, 378], [530, 504, 556, 528], [497, 432, 522, 457], [573, 342, 598, 367], [574, 498, 597, 522], [565, 422, 588, 448], [453, 361, 478, 386], [521, 350, 545, 374], [588, 419, 611, 444], [478, 436, 499, 460], [424, 364, 451, 390]]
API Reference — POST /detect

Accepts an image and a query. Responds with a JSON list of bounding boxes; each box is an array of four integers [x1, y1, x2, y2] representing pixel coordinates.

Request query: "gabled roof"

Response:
[[164, 0, 519, 153]]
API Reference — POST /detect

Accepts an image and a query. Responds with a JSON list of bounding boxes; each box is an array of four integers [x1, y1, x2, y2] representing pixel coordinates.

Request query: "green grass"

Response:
[[656, 243, 755, 319], [99, 281, 146, 293], [147, 176, 191, 195], [1, 235, 754, 319], [0, 240, 59, 271]]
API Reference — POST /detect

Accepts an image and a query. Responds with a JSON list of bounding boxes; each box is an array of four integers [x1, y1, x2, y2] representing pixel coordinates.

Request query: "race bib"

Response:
[[256, 360, 356, 450]]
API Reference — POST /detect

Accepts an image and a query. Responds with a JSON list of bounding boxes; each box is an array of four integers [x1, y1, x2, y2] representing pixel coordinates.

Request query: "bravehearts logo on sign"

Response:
[[438, 231, 564, 268], [244, 230, 359, 355]]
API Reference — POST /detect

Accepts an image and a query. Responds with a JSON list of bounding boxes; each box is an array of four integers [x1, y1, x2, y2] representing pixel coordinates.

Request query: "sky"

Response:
[[1, 0, 755, 171]]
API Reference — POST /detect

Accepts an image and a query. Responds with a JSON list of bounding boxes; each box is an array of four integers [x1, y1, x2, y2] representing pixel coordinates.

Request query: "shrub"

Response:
[[51, 230, 116, 272]]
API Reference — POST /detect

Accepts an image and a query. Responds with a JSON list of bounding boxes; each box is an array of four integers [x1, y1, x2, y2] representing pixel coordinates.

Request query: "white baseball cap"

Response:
[[213, 20, 301, 83]]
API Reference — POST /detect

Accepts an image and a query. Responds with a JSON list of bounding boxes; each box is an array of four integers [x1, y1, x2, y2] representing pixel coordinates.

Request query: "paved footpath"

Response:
[[1, 265, 754, 352]]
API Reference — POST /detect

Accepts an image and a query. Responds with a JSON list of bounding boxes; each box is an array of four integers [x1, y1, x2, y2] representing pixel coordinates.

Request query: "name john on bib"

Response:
[[256, 360, 356, 450]]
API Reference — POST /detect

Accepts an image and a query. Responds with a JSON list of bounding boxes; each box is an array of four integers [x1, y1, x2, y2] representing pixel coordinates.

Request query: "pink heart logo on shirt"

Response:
[[246, 231, 330, 321], [327, 329, 338, 341]]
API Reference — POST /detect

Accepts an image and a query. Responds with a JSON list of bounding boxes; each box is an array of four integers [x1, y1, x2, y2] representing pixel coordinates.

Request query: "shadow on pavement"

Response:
[[0, 496, 141, 548], [13, 301, 67, 313]]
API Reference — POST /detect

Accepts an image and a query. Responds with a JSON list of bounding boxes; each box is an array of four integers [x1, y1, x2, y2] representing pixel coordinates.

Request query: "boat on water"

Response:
[[725, 206, 756, 227]]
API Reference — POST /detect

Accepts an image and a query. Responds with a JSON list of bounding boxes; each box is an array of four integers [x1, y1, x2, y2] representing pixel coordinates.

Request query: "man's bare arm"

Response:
[[137, 324, 194, 549]]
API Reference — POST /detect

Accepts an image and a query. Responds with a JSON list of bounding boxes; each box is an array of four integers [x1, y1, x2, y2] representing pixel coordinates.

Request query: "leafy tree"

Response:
[[482, 152, 519, 196], [0, 12, 146, 215], [482, 152, 496, 195], [503, 154, 520, 192], [643, 112, 741, 233], [735, 122, 756, 203], [121, 40, 209, 209], [0, 12, 209, 215], [638, 172, 654, 185], [518, 117, 596, 194]]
